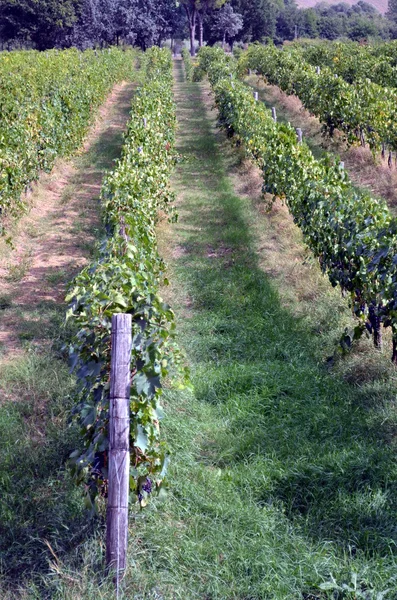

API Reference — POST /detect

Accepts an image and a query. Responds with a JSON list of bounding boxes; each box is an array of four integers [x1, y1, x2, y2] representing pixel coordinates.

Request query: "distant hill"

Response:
[[296, 0, 388, 14]]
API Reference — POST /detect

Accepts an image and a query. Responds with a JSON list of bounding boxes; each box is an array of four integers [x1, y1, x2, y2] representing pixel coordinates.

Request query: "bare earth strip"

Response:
[[0, 82, 135, 357]]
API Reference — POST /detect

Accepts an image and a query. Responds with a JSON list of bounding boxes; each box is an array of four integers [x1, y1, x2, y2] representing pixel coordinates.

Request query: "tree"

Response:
[[0, 0, 78, 49], [231, 0, 277, 42], [387, 0, 397, 22], [301, 8, 318, 37], [71, 0, 183, 50], [347, 15, 378, 40], [317, 15, 345, 39], [210, 3, 242, 47], [72, 0, 100, 48], [180, 0, 227, 56], [276, 5, 300, 40], [197, 0, 228, 47]]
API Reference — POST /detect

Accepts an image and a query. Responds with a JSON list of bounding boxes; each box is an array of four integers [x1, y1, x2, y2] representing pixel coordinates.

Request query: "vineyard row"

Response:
[[193, 47, 397, 361], [0, 47, 136, 235], [239, 44, 397, 157], [294, 39, 397, 89], [66, 47, 179, 509]]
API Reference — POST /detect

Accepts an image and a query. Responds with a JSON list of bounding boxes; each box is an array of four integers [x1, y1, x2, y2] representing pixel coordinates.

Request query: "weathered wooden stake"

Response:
[[143, 117, 147, 128], [271, 107, 277, 122], [106, 313, 132, 594], [315, 66, 320, 75], [388, 151, 393, 169], [254, 91, 258, 101], [249, 68, 252, 76], [340, 161, 344, 170], [296, 128, 303, 144], [393, 335, 397, 364], [359, 130, 366, 147]]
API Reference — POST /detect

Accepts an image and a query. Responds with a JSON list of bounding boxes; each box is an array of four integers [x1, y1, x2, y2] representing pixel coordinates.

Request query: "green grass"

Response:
[[45, 269, 69, 286]]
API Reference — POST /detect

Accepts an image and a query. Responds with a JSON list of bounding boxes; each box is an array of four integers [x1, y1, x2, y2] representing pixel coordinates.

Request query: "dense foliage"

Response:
[[290, 1, 393, 42], [0, 0, 185, 49], [199, 46, 397, 361], [0, 47, 136, 235], [66, 47, 182, 509], [1, 0, 393, 52], [0, 0, 78, 49], [292, 39, 397, 88], [239, 43, 397, 156], [74, 0, 185, 49]]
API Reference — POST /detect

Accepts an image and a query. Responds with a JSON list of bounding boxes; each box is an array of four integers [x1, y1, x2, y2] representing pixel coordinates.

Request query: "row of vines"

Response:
[[0, 47, 136, 235], [292, 39, 397, 88], [194, 46, 397, 362], [239, 43, 397, 156], [66, 47, 182, 509]]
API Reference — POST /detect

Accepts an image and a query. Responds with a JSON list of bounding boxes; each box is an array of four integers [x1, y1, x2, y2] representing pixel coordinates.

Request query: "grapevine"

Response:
[[66, 47, 184, 510], [238, 44, 397, 156]]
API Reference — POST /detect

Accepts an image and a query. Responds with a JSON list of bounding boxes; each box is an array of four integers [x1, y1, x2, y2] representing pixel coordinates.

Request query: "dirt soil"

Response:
[[0, 82, 135, 357]]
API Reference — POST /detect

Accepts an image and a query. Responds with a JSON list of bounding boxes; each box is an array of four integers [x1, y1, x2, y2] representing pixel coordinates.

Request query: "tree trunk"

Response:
[[369, 304, 382, 349], [184, 6, 197, 56], [198, 13, 204, 48]]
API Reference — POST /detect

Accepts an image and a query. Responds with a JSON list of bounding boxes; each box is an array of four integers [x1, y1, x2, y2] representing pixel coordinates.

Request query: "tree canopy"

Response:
[[0, 0, 395, 51]]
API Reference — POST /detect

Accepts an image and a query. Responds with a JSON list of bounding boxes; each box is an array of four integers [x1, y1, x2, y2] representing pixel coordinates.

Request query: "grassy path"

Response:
[[124, 61, 397, 599]]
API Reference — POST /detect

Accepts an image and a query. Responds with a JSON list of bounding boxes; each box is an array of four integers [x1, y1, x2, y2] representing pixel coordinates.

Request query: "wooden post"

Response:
[[340, 161, 344, 170], [249, 69, 252, 76], [393, 333, 397, 364], [254, 91, 258, 101], [296, 128, 303, 144], [271, 107, 277, 122], [388, 151, 393, 169], [316, 66, 320, 75], [360, 130, 366, 147], [143, 117, 147, 128], [106, 314, 132, 591]]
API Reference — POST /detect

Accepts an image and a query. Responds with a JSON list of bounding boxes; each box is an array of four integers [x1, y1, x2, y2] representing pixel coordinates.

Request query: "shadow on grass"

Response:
[[0, 348, 96, 587]]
